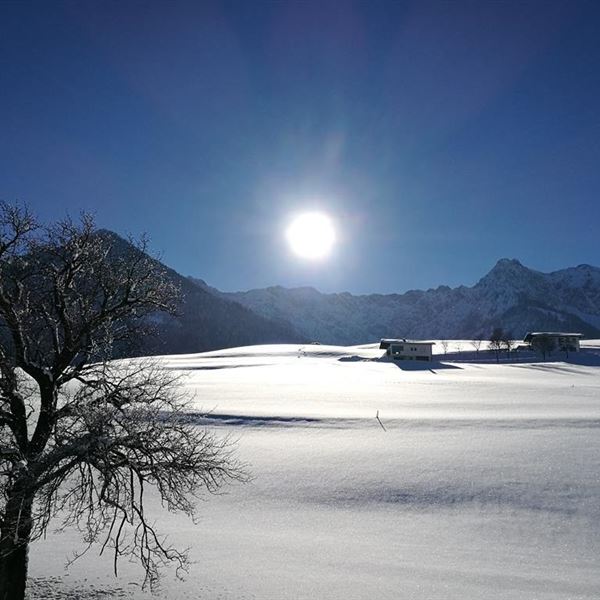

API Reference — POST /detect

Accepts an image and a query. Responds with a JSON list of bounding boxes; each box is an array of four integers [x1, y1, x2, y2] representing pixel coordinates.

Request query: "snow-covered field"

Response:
[[30, 342, 600, 599]]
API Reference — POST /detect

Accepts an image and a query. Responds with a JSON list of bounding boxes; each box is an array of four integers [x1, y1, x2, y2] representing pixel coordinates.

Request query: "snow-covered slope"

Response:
[[218, 259, 600, 344], [31, 344, 600, 599], [96, 231, 305, 356]]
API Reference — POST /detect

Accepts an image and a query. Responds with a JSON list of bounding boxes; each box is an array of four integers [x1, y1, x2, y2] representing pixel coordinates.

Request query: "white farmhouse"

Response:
[[523, 332, 583, 352], [379, 339, 435, 361]]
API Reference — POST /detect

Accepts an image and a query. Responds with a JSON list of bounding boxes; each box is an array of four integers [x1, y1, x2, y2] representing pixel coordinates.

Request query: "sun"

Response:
[[286, 212, 336, 260]]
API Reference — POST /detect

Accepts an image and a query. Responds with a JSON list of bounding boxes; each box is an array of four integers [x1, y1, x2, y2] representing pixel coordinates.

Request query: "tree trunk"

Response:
[[0, 538, 29, 600], [0, 483, 34, 600]]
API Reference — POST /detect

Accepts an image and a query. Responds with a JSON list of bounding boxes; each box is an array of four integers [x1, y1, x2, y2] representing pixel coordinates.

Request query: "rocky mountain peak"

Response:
[[487, 258, 528, 276], [475, 258, 536, 290], [222, 258, 600, 343]]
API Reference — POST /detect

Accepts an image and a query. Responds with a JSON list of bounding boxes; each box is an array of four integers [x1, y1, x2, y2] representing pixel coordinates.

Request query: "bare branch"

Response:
[[0, 204, 246, 596]]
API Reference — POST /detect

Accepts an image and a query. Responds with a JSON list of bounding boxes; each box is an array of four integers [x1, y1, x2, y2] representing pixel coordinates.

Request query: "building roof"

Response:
[[380, 338, 436, 347], [523, 332, 583, 342]]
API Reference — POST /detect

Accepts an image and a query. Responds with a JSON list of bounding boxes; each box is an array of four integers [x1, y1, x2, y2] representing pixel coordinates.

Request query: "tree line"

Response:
[[474, 327, 563, 362]]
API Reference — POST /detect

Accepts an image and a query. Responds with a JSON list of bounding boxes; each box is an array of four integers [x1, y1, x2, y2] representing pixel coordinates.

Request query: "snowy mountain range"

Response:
[[100, 230, 600, 351], [195, 259, 600, 345]]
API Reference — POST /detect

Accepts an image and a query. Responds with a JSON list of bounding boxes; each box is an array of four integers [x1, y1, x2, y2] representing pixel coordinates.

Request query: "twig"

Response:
[[376, 410, 387, 432]]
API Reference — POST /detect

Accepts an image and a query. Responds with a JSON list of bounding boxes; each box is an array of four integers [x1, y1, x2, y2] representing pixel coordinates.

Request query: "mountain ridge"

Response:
[[203, 258, 600, 345], [96, 230, 306, 355], [93, 231, 600, 351]]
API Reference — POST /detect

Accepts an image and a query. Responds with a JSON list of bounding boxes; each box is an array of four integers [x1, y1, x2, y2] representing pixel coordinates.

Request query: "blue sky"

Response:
[[1, 0, 599, 294]]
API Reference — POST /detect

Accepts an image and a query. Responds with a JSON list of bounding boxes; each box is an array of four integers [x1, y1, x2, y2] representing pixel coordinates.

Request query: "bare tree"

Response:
[[558, 338, 575, 359], [531, 334, 556, 360], [0, 204, 246, 600], [501, 331, 514, 357], [489, 327, 504, 363], [440, 340, 449, 355], [471, 336, 483, 354]]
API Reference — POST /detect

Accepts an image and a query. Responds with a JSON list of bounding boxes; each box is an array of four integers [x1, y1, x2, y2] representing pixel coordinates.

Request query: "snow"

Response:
[[30, 343, 600, 599]]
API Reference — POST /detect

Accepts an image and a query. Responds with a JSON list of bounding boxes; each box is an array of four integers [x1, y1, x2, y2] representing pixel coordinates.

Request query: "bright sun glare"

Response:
[[286, 212, 336, 260]]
